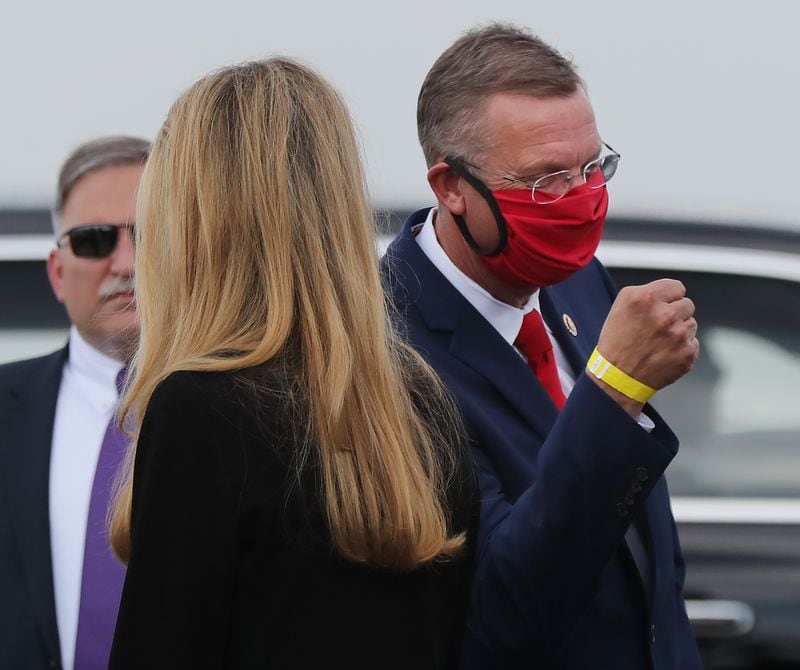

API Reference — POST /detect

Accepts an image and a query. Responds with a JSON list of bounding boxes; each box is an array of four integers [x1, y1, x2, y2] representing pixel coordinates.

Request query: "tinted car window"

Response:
[[608, 268, 800, 498]]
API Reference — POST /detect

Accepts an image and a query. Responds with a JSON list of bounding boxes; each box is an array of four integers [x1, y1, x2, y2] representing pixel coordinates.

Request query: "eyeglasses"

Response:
[[57, 224, 135, 259], [449, 142, 621, 205]]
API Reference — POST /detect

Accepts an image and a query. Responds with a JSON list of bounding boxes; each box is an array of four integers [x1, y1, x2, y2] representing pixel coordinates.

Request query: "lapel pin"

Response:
[[562, 313, 578, 337]]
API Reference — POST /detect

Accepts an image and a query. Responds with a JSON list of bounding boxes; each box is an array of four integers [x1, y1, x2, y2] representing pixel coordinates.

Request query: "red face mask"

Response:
[[479, 181, 609, 288]]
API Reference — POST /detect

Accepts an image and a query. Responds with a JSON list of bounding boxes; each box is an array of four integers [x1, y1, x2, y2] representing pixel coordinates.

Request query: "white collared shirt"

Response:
[[415, 207, 654, 429], [49, 326, 124, 670], [415, 207, 578, 393]]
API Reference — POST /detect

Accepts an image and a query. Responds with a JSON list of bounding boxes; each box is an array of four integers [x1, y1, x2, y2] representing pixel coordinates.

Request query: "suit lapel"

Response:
[[448, 313, 559, 443], [386, 214, 557, 442], [539, 285, 595, 374], [0, 348, 67, 662]]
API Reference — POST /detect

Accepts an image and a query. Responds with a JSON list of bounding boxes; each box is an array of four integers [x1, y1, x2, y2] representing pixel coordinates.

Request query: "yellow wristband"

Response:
[[586, 347, 656, 403]]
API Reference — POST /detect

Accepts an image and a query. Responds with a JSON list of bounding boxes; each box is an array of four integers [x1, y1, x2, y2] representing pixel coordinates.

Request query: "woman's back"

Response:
[[110, 369, 477, 669]]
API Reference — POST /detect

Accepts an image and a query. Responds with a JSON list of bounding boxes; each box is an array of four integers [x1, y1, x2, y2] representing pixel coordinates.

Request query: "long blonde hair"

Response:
[[110, 58, 465, 569]]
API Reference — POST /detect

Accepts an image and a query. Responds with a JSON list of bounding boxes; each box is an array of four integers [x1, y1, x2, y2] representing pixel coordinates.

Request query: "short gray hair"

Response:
[[417, 23, 582, 167], [53, 135, 150, 234]]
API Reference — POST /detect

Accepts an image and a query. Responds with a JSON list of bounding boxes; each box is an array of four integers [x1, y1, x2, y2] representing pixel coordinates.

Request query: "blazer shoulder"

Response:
[[148, 369, 233, 410], [144, 366, 297, 453], [0, 348, 67, 391], [148, 367, 285, 415]]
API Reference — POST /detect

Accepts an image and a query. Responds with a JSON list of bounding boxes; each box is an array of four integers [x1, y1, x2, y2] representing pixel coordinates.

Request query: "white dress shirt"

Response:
[[49, 327, 124, 670], [414, 207, 654, 430]]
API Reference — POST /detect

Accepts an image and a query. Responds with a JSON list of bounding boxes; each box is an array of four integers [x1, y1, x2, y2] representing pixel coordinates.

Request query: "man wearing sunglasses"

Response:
[[382, 25, 701, 670], [0, 136, 148, 670]]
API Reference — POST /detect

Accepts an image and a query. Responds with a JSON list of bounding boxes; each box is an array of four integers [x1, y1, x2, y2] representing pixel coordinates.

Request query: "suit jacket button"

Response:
[[616, 502, 629, 517], [624, 493, 635, 506], [635, 467, 649, 482], [629, 480, 642, 494]]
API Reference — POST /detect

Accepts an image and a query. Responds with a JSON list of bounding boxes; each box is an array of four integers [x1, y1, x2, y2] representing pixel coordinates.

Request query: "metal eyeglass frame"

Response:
[[448, 141, 621, 205]]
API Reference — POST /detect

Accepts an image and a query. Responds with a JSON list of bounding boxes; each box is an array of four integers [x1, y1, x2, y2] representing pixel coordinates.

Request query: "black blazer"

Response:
[[109, 368, 477, 670], [0, 348, 68, 670]]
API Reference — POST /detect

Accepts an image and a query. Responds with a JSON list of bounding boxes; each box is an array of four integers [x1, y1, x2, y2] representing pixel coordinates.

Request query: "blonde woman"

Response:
[[103, 59, 475, 670], [107, 58, 477, 669]]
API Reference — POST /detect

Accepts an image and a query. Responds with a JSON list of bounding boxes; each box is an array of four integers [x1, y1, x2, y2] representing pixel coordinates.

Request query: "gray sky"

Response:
[[3, 0, 799, 227]]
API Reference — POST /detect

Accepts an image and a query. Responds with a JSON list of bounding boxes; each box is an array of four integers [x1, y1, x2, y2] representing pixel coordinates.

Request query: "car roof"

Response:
[[597, 218, 800, 283], [603, 217, 800, 255]]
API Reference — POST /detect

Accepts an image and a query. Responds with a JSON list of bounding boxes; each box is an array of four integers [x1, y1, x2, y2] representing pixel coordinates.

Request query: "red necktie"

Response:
[[515, 310, 567, 409]]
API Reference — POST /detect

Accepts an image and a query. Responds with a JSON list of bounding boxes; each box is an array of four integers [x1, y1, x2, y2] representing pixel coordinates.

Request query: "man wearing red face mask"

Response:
[[382, 24, 702, 670]]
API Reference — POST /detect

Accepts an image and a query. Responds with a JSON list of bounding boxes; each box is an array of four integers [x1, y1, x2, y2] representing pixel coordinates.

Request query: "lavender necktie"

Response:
[[73, 368, 128, 670]]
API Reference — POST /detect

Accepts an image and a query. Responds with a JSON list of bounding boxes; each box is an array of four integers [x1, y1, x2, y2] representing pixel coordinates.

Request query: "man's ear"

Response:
[[427, 162, 467, 216], [46, 249, 66, 304]]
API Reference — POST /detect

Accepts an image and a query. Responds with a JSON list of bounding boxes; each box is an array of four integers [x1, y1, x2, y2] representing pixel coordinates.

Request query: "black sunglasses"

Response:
[[57, 224, 135, 259]]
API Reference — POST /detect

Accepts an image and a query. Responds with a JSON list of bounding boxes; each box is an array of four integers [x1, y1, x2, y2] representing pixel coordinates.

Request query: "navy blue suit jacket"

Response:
[[0, 348, 67, 670], [382, 209, 702, 670]]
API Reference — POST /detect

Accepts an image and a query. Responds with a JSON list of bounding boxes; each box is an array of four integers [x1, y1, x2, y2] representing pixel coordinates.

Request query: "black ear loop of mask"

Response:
[[443, 156, 508, 256]]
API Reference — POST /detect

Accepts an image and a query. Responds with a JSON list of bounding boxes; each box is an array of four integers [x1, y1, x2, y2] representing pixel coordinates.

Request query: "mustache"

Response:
[[99, 276, 136, 299]]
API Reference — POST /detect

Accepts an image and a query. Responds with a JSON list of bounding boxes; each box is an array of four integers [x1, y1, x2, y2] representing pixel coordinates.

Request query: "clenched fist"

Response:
[[592, 279, 699, 412]]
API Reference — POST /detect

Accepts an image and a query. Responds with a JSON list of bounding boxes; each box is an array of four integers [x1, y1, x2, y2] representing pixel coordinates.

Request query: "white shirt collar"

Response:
[[66, 326, 125, 413], [415, 207, 549, 346]]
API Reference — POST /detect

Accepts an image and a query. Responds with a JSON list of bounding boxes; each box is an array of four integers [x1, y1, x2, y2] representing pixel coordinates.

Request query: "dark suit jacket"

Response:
[[0, 348, 68, 670], [110, 367, 478, 669], [382, 209, 703, 670]]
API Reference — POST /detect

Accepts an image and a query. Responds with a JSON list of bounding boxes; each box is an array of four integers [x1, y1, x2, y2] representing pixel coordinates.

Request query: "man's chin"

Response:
[[95, 307, 139, 336], [80, 317, 139, 362]]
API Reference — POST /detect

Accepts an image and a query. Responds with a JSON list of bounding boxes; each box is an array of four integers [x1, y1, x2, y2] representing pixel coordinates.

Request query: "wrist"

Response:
[[586, 372, 645, 418], [585, 347, 656, 404]]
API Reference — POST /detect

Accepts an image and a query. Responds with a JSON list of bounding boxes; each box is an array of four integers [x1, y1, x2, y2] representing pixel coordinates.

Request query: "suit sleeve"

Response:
[[463, 374, 679, 663], [109, 373, 245, 670], [462, 259, 683, 663]]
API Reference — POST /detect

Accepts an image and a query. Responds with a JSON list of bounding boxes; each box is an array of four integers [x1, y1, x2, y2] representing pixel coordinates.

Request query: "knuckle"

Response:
[[630, 286, 654, 309], [658, 310, 676, 330], [618, 285, 634, 303], [669, 324, 685, 341]]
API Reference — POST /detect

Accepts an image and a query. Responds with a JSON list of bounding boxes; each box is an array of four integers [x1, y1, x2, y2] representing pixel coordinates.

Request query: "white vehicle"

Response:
[[601, 218, 800, 670]]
